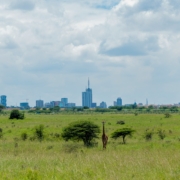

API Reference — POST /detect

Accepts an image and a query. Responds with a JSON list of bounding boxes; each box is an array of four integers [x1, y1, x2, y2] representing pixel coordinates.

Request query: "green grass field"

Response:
[[0, 113, 180, 180]]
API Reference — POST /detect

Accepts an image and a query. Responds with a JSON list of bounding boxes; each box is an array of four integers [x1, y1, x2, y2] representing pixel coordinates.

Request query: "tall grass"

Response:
[[0, 113, 180, 179]]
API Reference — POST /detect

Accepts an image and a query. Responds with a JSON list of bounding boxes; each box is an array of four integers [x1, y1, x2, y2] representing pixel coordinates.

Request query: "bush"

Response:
[[157, 129, 166, 140], [134, 112, 138, 116], [9, 110, 24, 120], [144, 129, 153, 141], [34, 124, 44, 141], [0, 128, 3, 138], [164, 113, 171, 118], [116, 120, 125, 125], [62, 121, 100, 146], [21, 132, 28, 141]]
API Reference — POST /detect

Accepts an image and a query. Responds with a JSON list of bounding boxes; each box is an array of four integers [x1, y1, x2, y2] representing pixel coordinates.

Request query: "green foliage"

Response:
[[62, 121, 100, 146], [83, 106, 89, 109], [0, 105, 5, 112], [164, 113, 171, 118], [0, 128, 3, 138], [116, 120, 125, 125], [21, 132, 28, 141], [134, 112, 138, 116], [144, 129, 154, 141], [95, 108, 110, 112], [9, 110, 25, 120], [157, 129, 166, 140], [34, 124, 44, 141], [53, 106, 60, 112], [111, 128, 135, 144]]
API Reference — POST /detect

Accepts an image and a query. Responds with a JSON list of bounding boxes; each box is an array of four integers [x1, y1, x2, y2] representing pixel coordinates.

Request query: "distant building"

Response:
[[45, 102, 51, 108], [91, 103, 97, 108], [113, 101, 117, 106], [0, 95, 7, 107], [100, 101, 107, 108], [50, 101, 60, 108], [61, 98, 68, 105], [59, 98, 68, 107], [66, 103, 76, 108], [50, 101, 55, 108], [20, 102, 29, 109], [117, 97, 122, 106], [59, 101, 64, 108], [36, 100, 44, 108], [82, 79, 92, 108]]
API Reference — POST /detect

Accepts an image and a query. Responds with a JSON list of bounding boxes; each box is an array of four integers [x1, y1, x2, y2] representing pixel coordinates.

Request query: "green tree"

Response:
[[62, 121, 100, 146], [9, 110, 25, 120], [0, 105, 4, 112], [53, 106, 60, 112], [111, 128, 135, 144]]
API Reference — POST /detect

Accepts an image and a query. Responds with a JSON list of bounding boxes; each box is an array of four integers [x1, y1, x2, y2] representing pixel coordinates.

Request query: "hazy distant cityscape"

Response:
[[1, 79, 180, 110]]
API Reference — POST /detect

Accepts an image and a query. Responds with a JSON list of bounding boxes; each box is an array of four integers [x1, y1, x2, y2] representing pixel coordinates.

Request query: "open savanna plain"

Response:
[[0, 112, 180, 180]]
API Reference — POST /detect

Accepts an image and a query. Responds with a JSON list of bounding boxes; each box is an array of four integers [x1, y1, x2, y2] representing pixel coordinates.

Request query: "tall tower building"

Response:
[[0, 95, 7, 107], [117, 97, 122, 106], [82, 79, 93, 108]]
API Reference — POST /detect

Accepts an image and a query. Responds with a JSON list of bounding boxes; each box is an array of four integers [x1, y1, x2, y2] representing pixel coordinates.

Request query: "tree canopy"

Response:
[[62, 121, 100, 146], [9, 109, 25, 120], [111, 128, 135, 144]]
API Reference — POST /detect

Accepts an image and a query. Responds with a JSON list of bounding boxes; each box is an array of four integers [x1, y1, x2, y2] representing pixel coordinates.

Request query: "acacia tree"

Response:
[[9, 109, 24, 120], [62, 121, 100, 146], [111, 128, 135, 144]]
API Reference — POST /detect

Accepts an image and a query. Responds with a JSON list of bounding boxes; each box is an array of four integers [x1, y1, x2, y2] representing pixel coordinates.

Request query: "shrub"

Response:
[[0, 128, 3, 138], [62, 121, 100, 146], [134, 112, 138, 116], [21, 132, 28, 141], [9, 110, 24, 120], [111, 128, 135, 144], [34, 124, 44, 141], [144, 129, 153, 141], [164, 113, 171, 118], [157, 129, 166, 140], [116, 120, 125, 125]]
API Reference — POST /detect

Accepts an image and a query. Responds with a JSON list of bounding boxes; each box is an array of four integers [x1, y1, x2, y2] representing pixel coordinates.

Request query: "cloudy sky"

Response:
[[1, 0, 180, 107]]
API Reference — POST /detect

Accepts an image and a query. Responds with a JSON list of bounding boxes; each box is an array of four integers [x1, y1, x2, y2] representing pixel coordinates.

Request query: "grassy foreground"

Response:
[[0, 113, 180, 180]]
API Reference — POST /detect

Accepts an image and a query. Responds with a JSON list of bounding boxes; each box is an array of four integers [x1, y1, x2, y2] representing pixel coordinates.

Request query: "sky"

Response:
[[1, 0, 180, 107]]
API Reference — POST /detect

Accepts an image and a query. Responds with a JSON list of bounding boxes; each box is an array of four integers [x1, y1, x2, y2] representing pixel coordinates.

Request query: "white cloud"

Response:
[[0, 0, 180, 106]]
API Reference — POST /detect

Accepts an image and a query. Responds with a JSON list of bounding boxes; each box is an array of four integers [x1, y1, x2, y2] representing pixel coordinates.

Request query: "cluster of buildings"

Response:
[[0, 80, 123, 109], [35, 98, 76, 109]]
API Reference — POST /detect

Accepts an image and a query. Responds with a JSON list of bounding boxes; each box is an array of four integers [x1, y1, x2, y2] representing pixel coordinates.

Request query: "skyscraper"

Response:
[[0, 95, 7, 107], [82, 79, 92, 108], [117, 97, 122, 106], [36, 100, 44, 108]]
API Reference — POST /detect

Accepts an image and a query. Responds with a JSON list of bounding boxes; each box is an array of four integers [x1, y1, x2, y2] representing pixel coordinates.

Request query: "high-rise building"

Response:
[[82, 79, 92, 108], [0, 95, 7, 107], [117, 97, 122, 106], [114, 101, 117, 106], [20, 102, 29, 109], [100, 101, 107, 108], [45, 102, 51, 108], [60, 98, 68, 107], [91, 103, 97, 108], [61, 98, 68, 105], [36, 100, 44, 108]]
